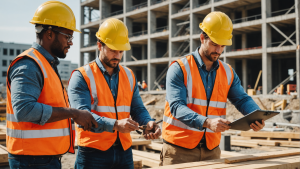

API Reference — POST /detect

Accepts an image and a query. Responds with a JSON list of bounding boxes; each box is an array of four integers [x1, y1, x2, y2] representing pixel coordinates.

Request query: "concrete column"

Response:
[[191, 13, 199, 35], [149, 11, 156, 34], [295, 0, 300, 100], [211, 0, 214, 12], [124, 17, 133, 62], [168, 3, 172, 58], [241, 8, 247, 18], [125, 0, 132, 12], [80, 6, 84, 25], [142, 66, 147, 83], [101, 1, 111, 19], [262, 0, 273, 95], [242, 34, 247, 49], [148, 63, 156, 91], [80, 52, 84, 67], [242, 59, 248, 91], [142, 45, 146, 60]]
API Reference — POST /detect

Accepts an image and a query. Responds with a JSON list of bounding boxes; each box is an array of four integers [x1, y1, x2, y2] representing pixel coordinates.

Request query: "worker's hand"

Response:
[[250, 120, 265, 131], [205, 118, 231, 133], [113, 118, 139, 133], [143, 121, 161, 140], [73, 110, 98, 131]]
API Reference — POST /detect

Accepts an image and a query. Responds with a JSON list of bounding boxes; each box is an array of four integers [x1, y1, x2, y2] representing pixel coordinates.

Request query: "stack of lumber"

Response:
[[133, 142, 245, 168], [231, 131, 300, 148], [0, 145, 8, 166], [0, 125, 5, 145], [0, 102, 6, 121], [151, 149, 300, 169]]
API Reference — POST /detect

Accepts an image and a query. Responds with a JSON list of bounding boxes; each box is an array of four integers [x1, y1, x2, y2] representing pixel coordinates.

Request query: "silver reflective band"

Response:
[[91, 105, 131, 113], [7, 113, 17, 122], [181, 58, 193, 103], [7, 128, 70, 139], [220, 61, 232, 85], [163, 115, 203, 132], [28, 49, 48, 78], [207, 115, 226, 119], [209, 101, 226, 108], [123, 67, 134, 92], [72, 124, 75, 130], [186, 97, 207, 106], [84, 64, 98, 110]]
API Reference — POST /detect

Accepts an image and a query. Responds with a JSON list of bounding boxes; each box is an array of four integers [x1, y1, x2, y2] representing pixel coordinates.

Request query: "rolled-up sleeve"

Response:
[[227, 69, 261, 115], [8, 58, 52, 125], [130, 78, 153, 126], [68, 70, 116, 133], [166, 63, 208, 130]]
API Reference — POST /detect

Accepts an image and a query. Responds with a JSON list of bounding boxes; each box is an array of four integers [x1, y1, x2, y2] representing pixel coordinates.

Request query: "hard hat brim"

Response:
[[30, 21, 81, 33], [208, 35, 232, 46], [105, 42, 131, 51]]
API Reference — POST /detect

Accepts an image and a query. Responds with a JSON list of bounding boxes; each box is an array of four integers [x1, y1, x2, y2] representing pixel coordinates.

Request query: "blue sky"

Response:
[[0, 0, 81, 64]]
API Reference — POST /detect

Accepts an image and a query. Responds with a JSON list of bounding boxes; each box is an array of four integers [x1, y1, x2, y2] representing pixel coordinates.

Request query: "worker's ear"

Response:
[[46, 30, 53, 40], [200, 33, 205, 44]]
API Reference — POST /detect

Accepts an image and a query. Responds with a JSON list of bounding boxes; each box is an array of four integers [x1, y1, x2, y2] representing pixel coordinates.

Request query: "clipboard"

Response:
[[229, 110, 280, 131]]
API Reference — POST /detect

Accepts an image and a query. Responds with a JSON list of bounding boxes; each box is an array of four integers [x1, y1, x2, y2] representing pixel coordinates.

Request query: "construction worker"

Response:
[[142, 80, 148, 91], [160, 11, 265, 166], [68, 18, 161, 169], [6, 1, 98, 168]]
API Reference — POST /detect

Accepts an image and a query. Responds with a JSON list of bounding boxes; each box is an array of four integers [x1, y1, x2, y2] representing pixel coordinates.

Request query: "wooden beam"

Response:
[[132, 150, 160, 167], [146, 142, 162, 151], [224, 149, 300, 164], [144, 98, 156, 106], [132, 140, 151, 146], [240, 131, 300, 139], [133, 158, 142, 169], [133, 155, 159, 168], [231, 140, 258, 148], [256, 98, 267, 110]]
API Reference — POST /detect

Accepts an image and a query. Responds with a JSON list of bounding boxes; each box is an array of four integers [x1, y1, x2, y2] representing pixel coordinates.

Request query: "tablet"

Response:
[[229, 110, 280, 131]]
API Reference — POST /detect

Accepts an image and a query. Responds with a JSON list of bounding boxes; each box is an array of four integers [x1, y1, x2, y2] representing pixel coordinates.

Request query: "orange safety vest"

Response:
[[75, 61, 136, 151], [6, 48, 75, 155], [162, 55, 233, 150]]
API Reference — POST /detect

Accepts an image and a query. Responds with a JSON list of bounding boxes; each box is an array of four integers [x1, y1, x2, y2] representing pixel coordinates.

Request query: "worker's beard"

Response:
[[51, 35, 67, 59], [204, 49, 220, 62], [103, 55, 120, 68]]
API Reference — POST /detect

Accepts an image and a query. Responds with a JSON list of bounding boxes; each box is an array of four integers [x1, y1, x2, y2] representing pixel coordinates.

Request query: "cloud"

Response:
[[0, 26, 33, 32]]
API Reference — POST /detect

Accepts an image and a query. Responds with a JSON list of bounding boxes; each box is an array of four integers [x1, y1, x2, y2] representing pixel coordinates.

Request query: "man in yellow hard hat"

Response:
[[6, 1, 98, 168], [160, 11, 265, 166], [68, 18, 161, 169]]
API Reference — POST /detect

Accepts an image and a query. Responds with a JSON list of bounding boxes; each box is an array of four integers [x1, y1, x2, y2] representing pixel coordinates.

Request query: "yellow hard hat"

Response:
[[30, 1, 81, 33], [199, 11, 233, 46], [96, 18, 131, 51]]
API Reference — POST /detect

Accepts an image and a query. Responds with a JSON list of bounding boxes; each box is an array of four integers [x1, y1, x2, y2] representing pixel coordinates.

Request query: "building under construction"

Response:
[[79, 0, 300, 97]]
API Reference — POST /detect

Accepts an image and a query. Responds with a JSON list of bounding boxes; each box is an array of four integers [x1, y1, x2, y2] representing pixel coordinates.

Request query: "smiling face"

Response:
[[200, 33, 225, 62], [98, 41, 124, 68], [50, 28, 74, 59]]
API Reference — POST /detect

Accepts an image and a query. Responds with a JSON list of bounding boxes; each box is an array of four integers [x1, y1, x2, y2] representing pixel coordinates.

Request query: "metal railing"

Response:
[[127, 2, 148, 12], [129, 30, 148, 37], [271, 6, 295, 17], [178, 7, 190, 13], [232, 14, 262, 24], [194, 0, 210, 8], [151, 0, 168, 5], [153, 26, 169, 33], [102, 10, 123, 19], [271, 39, 296, 47]]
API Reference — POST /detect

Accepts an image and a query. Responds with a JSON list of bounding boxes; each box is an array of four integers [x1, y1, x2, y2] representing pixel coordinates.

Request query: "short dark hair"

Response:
[[35, 24, 62, 40], [201, 31, 209, 39], [97, 39, 106, 47]]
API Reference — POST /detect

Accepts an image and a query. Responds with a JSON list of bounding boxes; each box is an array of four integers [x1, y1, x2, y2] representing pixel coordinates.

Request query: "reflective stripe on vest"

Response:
[[7, 128, 70, 139], [28, 49, 48, 78], [163, 115, 226, 133]]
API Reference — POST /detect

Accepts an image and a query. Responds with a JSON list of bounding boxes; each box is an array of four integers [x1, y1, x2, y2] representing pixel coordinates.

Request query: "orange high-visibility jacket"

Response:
[[6, 48, 75, 155], [76, 61, 136, 151], [163, 55, 234, 150]]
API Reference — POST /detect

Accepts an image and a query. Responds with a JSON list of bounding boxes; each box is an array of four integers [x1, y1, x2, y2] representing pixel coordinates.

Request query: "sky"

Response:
[[0, 0, 81, 64]]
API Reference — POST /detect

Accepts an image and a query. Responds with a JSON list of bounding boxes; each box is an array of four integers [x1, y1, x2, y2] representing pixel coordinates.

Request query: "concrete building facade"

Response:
[[0, 41, 31, 85], [57, 60, 79, 81], [79, 0, 300, 98]]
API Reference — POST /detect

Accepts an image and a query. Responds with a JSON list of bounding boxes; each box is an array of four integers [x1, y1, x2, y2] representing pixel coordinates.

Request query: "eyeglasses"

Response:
[[52, 30, 74, 43]]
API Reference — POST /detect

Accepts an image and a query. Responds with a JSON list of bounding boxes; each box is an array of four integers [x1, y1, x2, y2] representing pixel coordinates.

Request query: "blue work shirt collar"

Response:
[[192, 47, 219, 71], [31, 42, 60, 67], [95, 56, 120, 75]]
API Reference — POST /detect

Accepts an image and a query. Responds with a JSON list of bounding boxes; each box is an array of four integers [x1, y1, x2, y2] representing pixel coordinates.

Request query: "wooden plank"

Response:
[[240, 131, 300, 139], [146, 142, 162, 151], [132, 139, 151, 146], [131, 134, 144, 139], [133, 155, 159, 168], [220, 151, 244, 158], [224, 149, 300, 164], [231, 136, 251, 140], [231, 140, 258, 148], [144, 98, 156, 106], [256, 98, 267, 110], [0, 147, 8, 163], [133, 158, 142, 169], [151, 159, 225, 169]]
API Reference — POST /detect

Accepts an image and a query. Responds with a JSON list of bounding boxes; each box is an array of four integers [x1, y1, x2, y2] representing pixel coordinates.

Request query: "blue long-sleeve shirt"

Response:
[[68, 56, 153, 133], [166, 47, 260, 131], [8, 43, 61, 125]]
